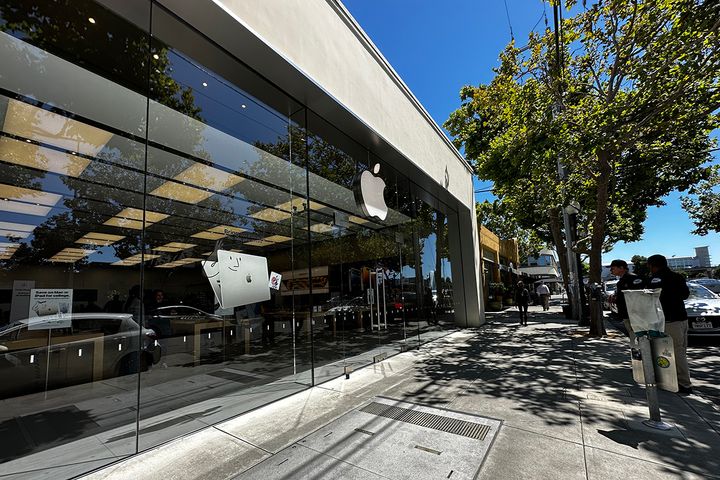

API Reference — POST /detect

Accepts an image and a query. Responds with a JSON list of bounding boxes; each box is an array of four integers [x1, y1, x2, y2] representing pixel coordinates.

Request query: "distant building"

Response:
[[478, 226, 520, 303], [666, 246, 712, 270], [520, 248, 561, 281]]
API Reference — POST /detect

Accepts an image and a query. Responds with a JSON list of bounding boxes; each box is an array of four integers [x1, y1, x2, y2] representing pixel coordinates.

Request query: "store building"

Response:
[[0, 0, 481, 477]]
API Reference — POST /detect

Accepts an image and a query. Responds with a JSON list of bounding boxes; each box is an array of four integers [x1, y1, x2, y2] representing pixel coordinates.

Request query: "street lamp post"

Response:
[[564, 201, 582, 321]]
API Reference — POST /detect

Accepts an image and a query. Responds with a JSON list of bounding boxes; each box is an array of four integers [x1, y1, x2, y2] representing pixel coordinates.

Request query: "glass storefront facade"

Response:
[[0, 1, 466, 477]]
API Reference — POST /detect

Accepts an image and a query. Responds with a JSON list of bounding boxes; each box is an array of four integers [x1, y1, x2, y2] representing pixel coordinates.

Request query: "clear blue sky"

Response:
[[343, 0, 719, 266]]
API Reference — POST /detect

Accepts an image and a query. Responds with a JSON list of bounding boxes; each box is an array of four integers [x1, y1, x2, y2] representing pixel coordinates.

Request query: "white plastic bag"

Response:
[[623, 288, 665, 333]]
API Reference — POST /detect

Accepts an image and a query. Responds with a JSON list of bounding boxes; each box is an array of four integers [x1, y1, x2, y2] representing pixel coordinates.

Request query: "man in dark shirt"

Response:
[[647, 254, 692, 394], [515, 281, 530, 326], [609, 259, 644, 343]]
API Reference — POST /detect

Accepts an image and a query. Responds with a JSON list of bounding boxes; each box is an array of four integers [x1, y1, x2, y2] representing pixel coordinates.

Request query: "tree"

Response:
[[681, 168, 720, 235], [446, 0, 720, 336], [631, 255, 649, 278]]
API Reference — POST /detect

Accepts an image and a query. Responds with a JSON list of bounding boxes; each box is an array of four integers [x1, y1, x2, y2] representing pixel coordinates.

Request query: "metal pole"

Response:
[[637, 336, 672, 430], [560, 196, 580, 320], [552, 2, 581, 321]]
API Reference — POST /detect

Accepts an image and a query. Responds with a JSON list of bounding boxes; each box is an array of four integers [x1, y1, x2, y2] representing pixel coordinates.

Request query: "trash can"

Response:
[[561, 304, 572, 319]]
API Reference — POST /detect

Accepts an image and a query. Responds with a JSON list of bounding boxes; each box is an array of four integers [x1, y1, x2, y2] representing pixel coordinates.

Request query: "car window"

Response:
[[688, 284, 717, 300], [16, 327, 48, 341]]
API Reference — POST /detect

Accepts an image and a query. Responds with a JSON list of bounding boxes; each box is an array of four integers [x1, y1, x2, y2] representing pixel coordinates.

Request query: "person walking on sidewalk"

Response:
[[516, 281, 530, 325], [647, 254, 693, 395], [536, 282, 550, 311], [609, 259, 644, 344]]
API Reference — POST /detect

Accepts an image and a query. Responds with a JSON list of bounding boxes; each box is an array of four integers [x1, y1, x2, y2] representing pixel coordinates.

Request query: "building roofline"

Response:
[[327, 0, 474, 175]]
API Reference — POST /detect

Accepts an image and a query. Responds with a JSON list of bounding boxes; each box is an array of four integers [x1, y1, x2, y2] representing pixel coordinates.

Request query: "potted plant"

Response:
[[488, 282, 506, 310]]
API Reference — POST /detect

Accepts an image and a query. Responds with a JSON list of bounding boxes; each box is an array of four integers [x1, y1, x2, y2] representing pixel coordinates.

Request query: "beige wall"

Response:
[[213, 0, 474, 210]]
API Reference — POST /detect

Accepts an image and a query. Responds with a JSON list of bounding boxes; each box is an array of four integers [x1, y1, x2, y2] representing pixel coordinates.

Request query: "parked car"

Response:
[[327, 297, 370, 317], [688, 278, 720, 294], [0, 313, 160, 398], [145, 305, 222, 338], [603, 280, 619, 311], [685, 283, 720, 336]]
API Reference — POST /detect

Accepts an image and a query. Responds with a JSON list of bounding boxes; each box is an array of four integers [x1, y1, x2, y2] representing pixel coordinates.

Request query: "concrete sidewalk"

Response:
[[82, 306, 720, 480]]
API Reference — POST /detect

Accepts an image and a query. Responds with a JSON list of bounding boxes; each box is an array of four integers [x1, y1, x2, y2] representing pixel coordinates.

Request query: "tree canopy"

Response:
[[446, 0, 720, 336], [681, 168, 720, 235]]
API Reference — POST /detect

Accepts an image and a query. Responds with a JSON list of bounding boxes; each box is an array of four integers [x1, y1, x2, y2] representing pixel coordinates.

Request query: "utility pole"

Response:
[[552, 2, 581, 320]]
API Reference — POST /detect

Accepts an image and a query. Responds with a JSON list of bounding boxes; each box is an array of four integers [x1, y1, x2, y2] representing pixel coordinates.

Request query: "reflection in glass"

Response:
[[0, 1, 464, 478], [0, 0, 151, 476]]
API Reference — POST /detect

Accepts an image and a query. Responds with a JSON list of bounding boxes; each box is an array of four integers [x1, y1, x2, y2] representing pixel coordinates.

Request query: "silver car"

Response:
[[688, 278, 720, 294], [686, 283, 720, 337], [0, 313, 161, 398]]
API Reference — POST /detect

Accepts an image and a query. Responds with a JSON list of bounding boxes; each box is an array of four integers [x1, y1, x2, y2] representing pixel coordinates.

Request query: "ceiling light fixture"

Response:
[[153, 242, 196, 253], [104, 207, 168, 230], [88, 17, 96, 24], [2, 99, 112, 160], [150, 163, 243, 204], [75, 232, 125, 247]]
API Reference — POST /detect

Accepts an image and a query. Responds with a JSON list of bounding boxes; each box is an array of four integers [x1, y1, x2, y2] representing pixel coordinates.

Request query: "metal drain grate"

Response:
[[359, 402, 491, 441]]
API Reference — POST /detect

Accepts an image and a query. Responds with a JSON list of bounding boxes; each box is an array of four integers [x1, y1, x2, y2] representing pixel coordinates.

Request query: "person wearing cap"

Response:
[[515, 281, 530, 326], [609, 259, 645, 344], [647, 254, 692, 394]]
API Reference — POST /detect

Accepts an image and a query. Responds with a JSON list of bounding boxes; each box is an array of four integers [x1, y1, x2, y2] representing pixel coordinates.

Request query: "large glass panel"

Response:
[[135, 5, 310, 451], [306, 113, 416, 383], [416, 198, 458, 343], [0, 0, 150, 477]]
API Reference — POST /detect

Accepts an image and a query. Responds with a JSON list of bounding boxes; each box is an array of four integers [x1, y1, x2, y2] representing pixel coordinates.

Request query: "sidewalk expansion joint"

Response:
[[212, 426, 273, 455]]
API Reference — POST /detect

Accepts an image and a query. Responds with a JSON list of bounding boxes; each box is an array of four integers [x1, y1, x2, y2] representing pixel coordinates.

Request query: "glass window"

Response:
[[0, 0, 150, 476], [135, 5, 311, 452]]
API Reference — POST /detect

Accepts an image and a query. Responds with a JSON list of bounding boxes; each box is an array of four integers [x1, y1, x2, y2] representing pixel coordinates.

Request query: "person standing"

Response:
[[536, 282, 550, 311], [647, 254, 693, 395], [516, 281, 530, 325], [609, 259, 644, 344]]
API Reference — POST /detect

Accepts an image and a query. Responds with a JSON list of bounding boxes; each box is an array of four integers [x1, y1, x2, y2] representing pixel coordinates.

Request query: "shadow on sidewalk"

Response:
[[395, 312, 720, 478]]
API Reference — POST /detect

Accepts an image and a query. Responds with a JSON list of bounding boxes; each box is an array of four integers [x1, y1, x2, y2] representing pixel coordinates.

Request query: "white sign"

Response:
[[269, 271, 282, 291], [10, 280, 34, 323], [28, 289, 73, 330]]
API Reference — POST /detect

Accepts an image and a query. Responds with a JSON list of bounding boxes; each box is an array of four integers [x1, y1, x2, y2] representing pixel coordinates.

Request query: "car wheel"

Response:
[[116, 353, 139, 376]]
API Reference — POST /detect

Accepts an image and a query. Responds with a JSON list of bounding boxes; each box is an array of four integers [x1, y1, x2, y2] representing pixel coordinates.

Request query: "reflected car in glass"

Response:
[[688, 278, 720, 294], [604, 279, 619, 311], [0, 313, 160, 399], [686, 283, 720, 337], [145, 305, 223, 338]]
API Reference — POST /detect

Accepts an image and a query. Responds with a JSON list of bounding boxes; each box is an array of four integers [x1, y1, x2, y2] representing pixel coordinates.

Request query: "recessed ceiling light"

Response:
[[0, 184, 62, 216], [153, 242, 196, 253], [241, 104, 247, 109], [150, 163, 243, 204], [153, 54, 159, 60], [3, 99, 113, 160], [202, 82, 208, 87], [88, 17, 96, 24]]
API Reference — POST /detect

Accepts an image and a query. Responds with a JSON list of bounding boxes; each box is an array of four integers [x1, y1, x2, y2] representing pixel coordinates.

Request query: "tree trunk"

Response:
[[549, 207, 571, 305], [588, 150, 611, 337]]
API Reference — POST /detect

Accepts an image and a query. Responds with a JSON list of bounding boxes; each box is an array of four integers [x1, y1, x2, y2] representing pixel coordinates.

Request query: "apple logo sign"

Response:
[[354, 163, 388, 221]]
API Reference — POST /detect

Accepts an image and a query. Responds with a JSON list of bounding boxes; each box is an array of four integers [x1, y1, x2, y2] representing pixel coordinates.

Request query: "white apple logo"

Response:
[[356, 163, 388, 220]]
